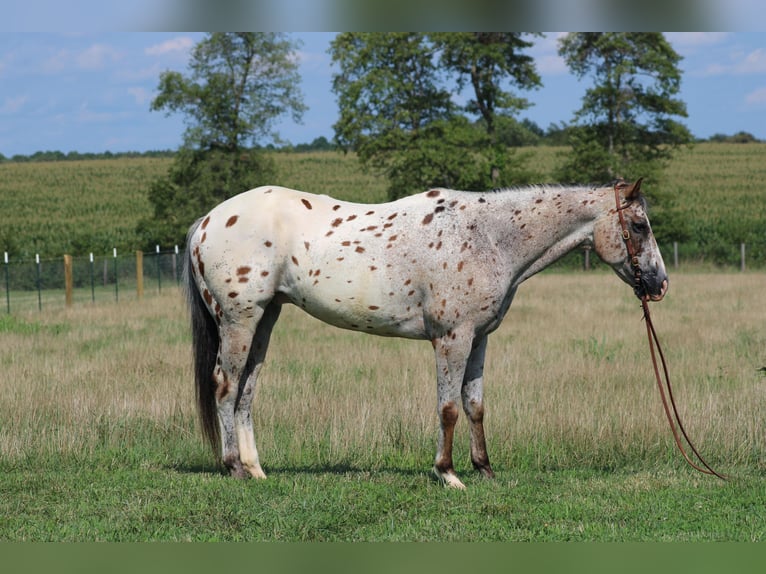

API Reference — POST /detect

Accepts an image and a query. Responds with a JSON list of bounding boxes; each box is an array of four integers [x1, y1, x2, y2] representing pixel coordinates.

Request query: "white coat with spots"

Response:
[[184, 179, 668, 488]]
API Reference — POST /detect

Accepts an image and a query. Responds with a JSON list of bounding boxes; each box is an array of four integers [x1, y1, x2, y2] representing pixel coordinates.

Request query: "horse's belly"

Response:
[[281, 278, 427, 339]]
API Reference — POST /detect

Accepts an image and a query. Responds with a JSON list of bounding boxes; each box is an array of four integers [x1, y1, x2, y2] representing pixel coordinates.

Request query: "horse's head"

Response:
[[593, 178, 669, 302]]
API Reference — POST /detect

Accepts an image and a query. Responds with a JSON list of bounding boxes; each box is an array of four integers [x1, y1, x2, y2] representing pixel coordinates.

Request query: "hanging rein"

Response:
[[614, 182, 726, 480]]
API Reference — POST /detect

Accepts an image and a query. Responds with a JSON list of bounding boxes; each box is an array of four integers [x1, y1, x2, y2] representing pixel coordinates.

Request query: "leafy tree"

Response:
[[432, 32, 541, 183], [555, 33, 692, 184], [331, 33, 540, 199], [139, 33, 305, 247], [151, 33, 305, 151]]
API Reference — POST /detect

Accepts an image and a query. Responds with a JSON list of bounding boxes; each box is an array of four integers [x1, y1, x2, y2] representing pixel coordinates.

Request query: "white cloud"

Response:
[[745, 86, 766, 106], [738, 48, 766, 74], [127, 86, 150, 105], [666, 32, 729, 48], [529, 32, 568, 75], [42, 44, 121, 73], [145, 36, 194, 57], [0, 95, 28, 114], [76, 44, 121, 70], [701, 47, 766, 76]]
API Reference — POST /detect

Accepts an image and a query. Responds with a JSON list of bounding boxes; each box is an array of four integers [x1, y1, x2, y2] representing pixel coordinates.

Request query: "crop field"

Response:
[[1, 143, 765, 266], [1, 270, 764, 541]]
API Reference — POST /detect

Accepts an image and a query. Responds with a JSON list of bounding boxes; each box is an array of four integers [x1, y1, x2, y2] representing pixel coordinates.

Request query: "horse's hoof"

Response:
[[432, 467, 466, 489]]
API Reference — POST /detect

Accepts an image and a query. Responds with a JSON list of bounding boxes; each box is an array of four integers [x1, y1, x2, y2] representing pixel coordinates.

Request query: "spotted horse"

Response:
[[184, 178, 668, 488]]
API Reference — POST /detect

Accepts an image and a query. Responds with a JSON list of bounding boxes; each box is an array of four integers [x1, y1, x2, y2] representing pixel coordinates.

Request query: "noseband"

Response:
[[614, 182, 726, 480]]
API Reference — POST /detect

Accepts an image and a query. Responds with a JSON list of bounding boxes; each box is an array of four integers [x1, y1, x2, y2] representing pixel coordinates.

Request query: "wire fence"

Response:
[[2, 247, 184, 314], [1, 242, 763, 314]]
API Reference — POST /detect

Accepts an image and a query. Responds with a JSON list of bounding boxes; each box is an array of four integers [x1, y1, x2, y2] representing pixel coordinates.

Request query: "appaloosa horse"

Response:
[[184, 178, 668, 488]]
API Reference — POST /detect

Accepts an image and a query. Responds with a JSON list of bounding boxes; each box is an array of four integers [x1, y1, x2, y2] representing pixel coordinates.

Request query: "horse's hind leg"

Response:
[[214, 319, 258, 478], [234, 302, 281, 479], [461, 334, 494, 478]]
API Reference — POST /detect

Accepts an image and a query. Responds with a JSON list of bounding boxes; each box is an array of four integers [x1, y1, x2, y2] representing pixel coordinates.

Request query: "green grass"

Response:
[[1, 272, 764, 541], [3, 458, 763, 541]]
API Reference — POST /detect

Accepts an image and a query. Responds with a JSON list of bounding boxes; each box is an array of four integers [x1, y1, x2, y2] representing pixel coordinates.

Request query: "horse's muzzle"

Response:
[[636, 275, 668, 302]]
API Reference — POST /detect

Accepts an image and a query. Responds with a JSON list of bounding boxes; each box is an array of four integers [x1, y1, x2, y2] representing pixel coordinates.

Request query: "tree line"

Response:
[[0, 127, 759, 165]]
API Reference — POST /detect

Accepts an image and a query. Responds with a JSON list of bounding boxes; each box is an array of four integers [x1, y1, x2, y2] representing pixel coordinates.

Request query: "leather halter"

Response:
[[614, 182, 726, 480]]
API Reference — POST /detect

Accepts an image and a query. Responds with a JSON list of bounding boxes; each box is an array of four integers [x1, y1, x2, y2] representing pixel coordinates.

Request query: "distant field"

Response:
[[0, 144, 764, 266]]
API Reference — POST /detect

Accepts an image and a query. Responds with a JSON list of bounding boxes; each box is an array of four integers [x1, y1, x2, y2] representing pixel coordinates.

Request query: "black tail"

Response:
[[183, 219, 220, 459]]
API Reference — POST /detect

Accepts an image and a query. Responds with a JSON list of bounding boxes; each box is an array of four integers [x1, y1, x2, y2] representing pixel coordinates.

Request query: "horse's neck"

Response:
[[487, 185, 610, 283]]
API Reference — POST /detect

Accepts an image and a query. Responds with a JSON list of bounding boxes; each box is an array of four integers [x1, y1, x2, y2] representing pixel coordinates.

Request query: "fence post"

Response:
[[673, 242, 679, 269], [64, 254, 73, 307], [114, 248, 119, 303], [741, 243, 746, 272], [89, 253, 95, 302], [155, 245, 162, 294], [583, 246, 591, 271], [136, 250, 144, 299], [4, 252, 9, 314], [35, 254, 41, 311], [174, 245, 179, 285]]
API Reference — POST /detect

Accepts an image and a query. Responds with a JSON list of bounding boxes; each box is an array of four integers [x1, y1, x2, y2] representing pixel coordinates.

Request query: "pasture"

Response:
[[1, 271, 764, 541]]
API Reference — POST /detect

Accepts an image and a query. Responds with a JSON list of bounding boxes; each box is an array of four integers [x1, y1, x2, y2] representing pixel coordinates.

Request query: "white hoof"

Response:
[[433, 467, 466, 489]]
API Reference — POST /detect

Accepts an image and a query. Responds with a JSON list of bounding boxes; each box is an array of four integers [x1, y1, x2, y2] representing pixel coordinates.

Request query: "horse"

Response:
[[183, 178, 668, 488]]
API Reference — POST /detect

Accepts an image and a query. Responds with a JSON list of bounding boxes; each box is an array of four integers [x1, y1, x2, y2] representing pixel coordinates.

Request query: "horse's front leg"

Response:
[[431, 327, 473, 489], [461, 334, 494, 478]]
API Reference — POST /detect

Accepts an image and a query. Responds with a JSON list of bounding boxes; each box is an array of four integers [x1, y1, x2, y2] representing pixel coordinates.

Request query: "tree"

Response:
[[331, 33, 540, 199], [139, 33, 305, 247], [432, 32, 541, 183], [555, 33, 692, 184], [151, 33, 305, 151]]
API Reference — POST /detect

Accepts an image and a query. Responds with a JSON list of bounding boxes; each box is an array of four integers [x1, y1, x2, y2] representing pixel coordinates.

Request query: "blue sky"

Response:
[[0, 32, 764, 156]]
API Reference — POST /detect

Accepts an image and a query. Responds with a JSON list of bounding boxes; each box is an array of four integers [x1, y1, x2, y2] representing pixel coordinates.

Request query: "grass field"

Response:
[[1, 270, 764, 541]]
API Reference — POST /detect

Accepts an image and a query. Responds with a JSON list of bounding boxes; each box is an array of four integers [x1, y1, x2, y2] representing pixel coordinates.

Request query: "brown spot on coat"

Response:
[[332, 204, 341, 211], [304, 241, 310, 251], [201, 216, 211, 230], [368, 305, 380, 310], [426, 189, 440, 198], [261, 271, 270, 277], [237, 266, 251, 275], [457, 261, 464, 272], [422, 213, 434, 225], [346, 214, 357, 221], [387, 213, 398, 220], [301, 198, 313, 210], [331, 218, 343, 227], [291, 256, 299, 266], [228, 292, 238, 298], [225, 215, 239, 228], [355, 246, 365, 253]]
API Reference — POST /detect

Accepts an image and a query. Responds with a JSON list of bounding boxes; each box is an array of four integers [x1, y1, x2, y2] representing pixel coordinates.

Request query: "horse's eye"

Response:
[[632, 221, 649, 234]]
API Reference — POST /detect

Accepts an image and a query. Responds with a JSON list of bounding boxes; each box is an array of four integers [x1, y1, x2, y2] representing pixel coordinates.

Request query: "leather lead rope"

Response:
[[615, 182, 726, 480]]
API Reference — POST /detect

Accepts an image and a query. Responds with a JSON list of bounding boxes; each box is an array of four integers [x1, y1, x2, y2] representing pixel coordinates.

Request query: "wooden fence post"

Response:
[[741, 243, 746, 272], [64, 254, 73, 307], [136, 250, 144, 299]]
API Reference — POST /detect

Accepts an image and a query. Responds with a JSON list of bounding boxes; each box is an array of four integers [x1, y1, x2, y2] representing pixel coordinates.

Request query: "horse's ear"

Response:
[[626, 177, 643, 199]]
